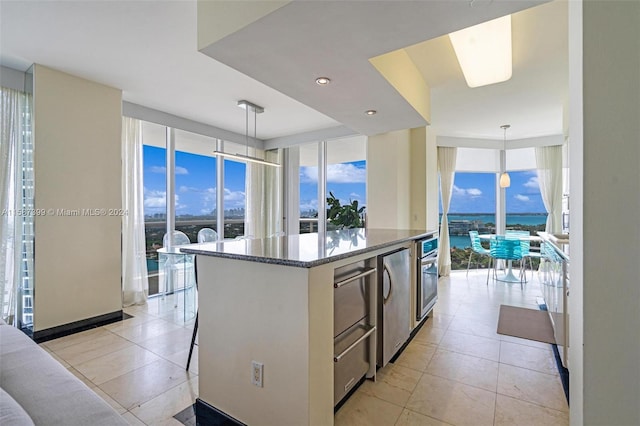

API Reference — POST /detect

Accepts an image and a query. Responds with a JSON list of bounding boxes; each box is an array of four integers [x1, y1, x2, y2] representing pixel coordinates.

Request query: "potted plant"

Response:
[[326, 192, 365, 230]]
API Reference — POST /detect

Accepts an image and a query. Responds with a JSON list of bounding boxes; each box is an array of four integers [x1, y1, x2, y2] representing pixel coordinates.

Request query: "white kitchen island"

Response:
[[181, 228, 435, 426]]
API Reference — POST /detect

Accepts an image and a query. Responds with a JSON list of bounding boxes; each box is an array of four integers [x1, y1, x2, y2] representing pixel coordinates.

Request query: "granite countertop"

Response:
[[180, 228, 437, 268]]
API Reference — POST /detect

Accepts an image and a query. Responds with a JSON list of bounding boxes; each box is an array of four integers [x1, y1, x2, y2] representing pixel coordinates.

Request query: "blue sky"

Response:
[[449, 171, 546, 214], [143, 146, 542, 216], [299, 160, 366, 214], [143, 146, 246, 216], [144, 146, 366, 216]]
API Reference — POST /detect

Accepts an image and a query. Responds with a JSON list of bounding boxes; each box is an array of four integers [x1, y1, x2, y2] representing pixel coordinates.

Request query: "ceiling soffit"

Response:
[[198, 0, 547, 137]]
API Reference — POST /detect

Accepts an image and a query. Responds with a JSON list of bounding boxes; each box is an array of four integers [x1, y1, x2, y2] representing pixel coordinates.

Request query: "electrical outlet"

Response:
[[251, 361, 263, 387]]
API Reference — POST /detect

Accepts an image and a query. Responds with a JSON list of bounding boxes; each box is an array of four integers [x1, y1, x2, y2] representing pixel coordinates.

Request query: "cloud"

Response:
[[349, 192, 361, 199], [523, 176, 540, 189], [300, 163, 366, 184], [453, 185, 482, 198], [143, 189, 185, 210], [144, 189, 166, 208], [149, 166, 189, 175], [515, 194, 530, 202], [300, 199, 318, 212]]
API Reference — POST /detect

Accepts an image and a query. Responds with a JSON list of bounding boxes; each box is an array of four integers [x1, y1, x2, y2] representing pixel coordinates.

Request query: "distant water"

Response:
[[442, 213, 547, 249]]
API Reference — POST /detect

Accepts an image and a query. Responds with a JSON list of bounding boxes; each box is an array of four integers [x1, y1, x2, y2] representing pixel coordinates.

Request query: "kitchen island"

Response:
[[181, 228, 436, 426]]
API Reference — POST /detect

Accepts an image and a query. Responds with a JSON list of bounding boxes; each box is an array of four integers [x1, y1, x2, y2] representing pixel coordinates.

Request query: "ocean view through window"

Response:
[[441, 171, 546, 270]]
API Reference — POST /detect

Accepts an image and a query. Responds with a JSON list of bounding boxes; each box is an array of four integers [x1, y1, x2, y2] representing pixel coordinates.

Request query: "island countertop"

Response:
[[180, 228, 437, 268]]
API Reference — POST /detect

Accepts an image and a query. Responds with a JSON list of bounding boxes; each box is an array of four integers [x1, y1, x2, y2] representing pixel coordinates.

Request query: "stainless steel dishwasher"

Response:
[[377, 248, 410, 367]]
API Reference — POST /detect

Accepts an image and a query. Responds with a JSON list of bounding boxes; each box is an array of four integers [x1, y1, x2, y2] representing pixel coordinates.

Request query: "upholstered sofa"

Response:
[[0, 319, 127, 425]]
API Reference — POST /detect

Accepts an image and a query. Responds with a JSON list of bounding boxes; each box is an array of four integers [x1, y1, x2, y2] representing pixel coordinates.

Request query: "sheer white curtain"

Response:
[[122, 117, 148, 306], [245, 149, 283, 238], [535, 145, 563, 233], [0, 87, 21, 324], [438, 147, 457, 276]]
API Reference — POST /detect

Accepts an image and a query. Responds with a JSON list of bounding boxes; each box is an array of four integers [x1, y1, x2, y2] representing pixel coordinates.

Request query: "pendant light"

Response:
[[499, 124, 511, 188], [213, 100, 281, 167]]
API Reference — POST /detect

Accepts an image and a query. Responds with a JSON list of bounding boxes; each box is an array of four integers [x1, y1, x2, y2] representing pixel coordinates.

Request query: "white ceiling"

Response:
[[0, 0, 567, 143]]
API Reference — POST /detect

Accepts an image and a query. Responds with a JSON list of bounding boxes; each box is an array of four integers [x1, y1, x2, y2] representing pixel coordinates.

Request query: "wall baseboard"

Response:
[[31, 310, 127, 343]]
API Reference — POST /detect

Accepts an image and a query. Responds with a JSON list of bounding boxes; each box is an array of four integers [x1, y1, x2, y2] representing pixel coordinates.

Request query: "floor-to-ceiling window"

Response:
[[223, 158, 246, 238], [297, 136, 367, 234], [299, 142, 319, 234], [442, 172, 496, 270], [326, 137, 367, 230]]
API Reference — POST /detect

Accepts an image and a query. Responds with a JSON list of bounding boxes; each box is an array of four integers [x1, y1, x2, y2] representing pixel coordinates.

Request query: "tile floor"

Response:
[[38, 269, 568, 426], [335, 270, 569, 426]]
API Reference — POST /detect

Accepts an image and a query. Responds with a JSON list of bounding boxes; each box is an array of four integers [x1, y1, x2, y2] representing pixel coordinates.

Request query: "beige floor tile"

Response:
[[121, 411, 147, 426], [106, 312, 157, 332], [359, 363, 422, 407], [394, 409, 453, 426], [53, 331, 134, 366], [499, 333, 553, 349], [99, 359, 192, 410], [499, 341, 558, 375], [43, 327, 110, 352], [109, 318, 184, 344], [66, 366, 98, 388], [130, 377, 198, 425], [405, 373, 496, 426], [154, 418, 185, 426], [495, 394, 569, 426], [412, 323, 447, 345], [335, 392, 404, 426], [163, 346, 198, 375], [136, 327, 193, 358], [497, 364, 568, 413], [92, 387, 127, 415], [439, 330, 501, 362], [74, 345, 161, 385], [425, 349, 499, 392], [446, 315, 501, 340], [424, 312, 454, 330], [393, 341, 437, 372], [40, 345, 71, 368]]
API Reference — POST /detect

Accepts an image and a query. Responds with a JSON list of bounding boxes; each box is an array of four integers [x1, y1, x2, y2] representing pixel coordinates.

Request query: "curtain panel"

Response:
[[122, 117, 149, 306], [437, 146, 457, 276], [535, 145, 563, 233], [0, 87, 21, 324], [245, 149, 283, 239]]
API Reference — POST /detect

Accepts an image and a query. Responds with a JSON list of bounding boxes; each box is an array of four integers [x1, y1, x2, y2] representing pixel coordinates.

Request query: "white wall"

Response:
[[366, 129, 411, 229], [572, 1, 640, 424], [33, 65, 122, 331]]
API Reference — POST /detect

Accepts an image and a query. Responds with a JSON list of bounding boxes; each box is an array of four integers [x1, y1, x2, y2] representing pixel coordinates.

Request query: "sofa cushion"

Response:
[[0, 325, 127, 426], [0, 387, 34, 426]]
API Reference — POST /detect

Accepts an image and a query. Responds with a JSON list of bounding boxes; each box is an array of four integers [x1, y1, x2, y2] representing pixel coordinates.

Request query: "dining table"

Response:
[[478, 234, 542, 283]]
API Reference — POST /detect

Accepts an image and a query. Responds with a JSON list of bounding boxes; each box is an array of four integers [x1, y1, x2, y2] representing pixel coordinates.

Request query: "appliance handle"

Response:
[[334, 267, 376, 289], [333, 325, 376, 362], [383, 264, 392, 304], [420, 255, 438, 265]]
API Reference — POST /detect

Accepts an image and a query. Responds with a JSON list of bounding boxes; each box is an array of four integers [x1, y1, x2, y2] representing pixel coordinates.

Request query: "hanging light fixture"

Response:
[[212, 100, 281, 167], [499, 124, 511, 188]]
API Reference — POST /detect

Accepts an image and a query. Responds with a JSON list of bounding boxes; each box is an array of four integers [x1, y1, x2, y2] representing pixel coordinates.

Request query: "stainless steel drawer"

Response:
[[334, 319, 371, 406], [334, 261, 369, 338]]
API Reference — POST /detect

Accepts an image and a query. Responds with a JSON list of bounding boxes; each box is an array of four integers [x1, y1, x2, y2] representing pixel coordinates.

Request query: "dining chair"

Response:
[[488, 236, 524, 288], [467, 231, 492, 276], [197, 227, 218, 243], [160, 230, 196, 301], [505, 230, 531, 282]]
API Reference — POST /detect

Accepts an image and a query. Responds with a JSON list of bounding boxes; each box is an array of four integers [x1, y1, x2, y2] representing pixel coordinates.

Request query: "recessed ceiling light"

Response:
[[365, 110, 377, 116], [315, 77, 331, 85]]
